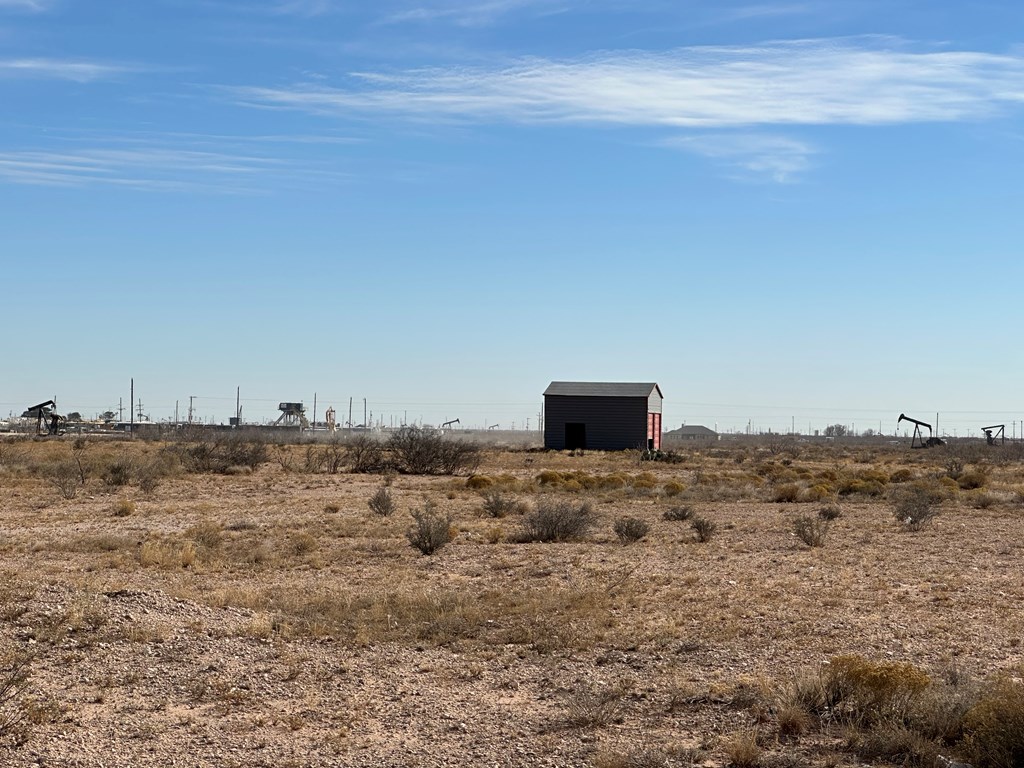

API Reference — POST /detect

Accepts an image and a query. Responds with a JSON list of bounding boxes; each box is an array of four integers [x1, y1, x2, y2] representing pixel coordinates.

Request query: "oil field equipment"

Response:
[[274, 402, 309, 429], [25, 400, 66, 436], [983, 424, 1006, 446], [897, 413, 945, 448]]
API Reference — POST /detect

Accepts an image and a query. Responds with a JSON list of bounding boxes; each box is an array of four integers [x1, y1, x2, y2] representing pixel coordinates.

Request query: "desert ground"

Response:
[[0, 433, 1022, 767]]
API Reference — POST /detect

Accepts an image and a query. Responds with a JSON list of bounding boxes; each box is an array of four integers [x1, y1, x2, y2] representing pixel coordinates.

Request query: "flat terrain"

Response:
[[1, 436, 1022, 767]]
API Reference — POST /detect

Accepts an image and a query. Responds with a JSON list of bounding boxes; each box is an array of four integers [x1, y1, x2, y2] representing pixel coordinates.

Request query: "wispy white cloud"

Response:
[[382, 0, 568, 27], [229, 39, 1024, 128], [665, 133, 817, 182], [0, 0, 51, 11], [273, 0, 335, 16], [0, 136, 353, 192], [713, 3, 816, 23], [0, 58, 129, 82]]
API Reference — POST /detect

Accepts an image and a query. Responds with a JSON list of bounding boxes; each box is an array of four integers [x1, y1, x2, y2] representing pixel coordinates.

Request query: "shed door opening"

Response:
[[565, 423, 587, 450]]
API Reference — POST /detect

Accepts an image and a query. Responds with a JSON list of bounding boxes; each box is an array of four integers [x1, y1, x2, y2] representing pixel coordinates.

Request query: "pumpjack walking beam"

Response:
[[982, 424, 1005, 446], [27, 400, 65, 436], [897, 413, 944, 449]]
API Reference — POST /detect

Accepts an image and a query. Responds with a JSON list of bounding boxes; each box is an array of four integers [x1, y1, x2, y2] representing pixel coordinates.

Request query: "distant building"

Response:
[[543, 382, 663, 451], [663, 424, 719, 444]]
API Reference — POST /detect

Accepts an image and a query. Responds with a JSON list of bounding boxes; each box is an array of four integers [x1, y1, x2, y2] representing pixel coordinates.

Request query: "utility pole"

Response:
[[188, 396, 195, 425], [363, 398, 367, 428], [118, 398, 123, 422], [312, 392, 317, 430], [130, 378, 134, 435], [349, 397, 353, 429], [236, 387, 241, 426], [175, 400, 179, 425]]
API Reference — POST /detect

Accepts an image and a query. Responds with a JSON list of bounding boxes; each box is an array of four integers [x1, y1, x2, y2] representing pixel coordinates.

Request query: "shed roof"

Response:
[[665, 425, 718, 437], [544, 382, 662, 398]]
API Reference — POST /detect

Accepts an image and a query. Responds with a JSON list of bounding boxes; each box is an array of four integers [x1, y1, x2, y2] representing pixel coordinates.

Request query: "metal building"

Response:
[[543, 382, 663, 451]]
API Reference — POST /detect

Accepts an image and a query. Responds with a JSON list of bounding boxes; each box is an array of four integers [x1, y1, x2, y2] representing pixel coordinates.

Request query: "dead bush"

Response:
[[47, 460, 81, 499], [177, 435, 267, 474], [561, 684, 629, 729], [963, 675, 1024, 768], [345, 434, 386, 473], [793, 515, 829, 547], [723, 730, 762, 768], [406, 500, 454, 555], [613, 516, 650, 544], [663, 505, 694, 522], [321, 440, 346, 474], [303, 444, 326, 474], [818, 504, 842, 521], [850, 724, 939, 767], [892, 482, 945, 531], [136, 455, 172, 495], [822, 655, 931, 726], [367, 486, 397, 517], [957, 470, 988, 490], [388, 426, 482, 475], [111, 499, 135, 518], [889, 468, 914, 483], [186, 521, 224, 550], [518, 499, 595, 543], [663, 480, 685, 497], [691, 516, 717, 543], [480, 490, 525, 518], [0, 653, 32, 747], [102, 455, 134, 487], [969, 491, 998, 510], [466, 474, 494, 490], [772, 483, 801, 503]]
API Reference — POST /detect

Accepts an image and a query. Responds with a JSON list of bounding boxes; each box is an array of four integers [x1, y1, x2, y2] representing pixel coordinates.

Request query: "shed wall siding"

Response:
[[647, 390, 663, 414], [544, 395, 650, 450]]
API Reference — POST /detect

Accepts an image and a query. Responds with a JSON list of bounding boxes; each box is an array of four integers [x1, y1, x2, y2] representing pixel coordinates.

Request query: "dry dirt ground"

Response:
[[0, 437, 1022, 767]]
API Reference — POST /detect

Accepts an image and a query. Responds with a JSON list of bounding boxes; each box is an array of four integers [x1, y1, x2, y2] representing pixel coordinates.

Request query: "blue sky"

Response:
[[2, 0, 1024, 436]]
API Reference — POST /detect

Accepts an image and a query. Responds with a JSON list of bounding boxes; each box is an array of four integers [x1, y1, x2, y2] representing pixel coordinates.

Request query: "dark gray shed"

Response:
[[543, 382, 663, 451]]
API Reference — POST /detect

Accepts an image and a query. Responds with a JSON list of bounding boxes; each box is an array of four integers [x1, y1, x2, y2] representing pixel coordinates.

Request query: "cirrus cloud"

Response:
[[230, 38, 1024, 128]]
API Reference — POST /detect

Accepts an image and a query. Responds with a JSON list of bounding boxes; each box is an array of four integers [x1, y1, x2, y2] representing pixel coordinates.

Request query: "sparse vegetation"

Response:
[[613, 516, 650, 544], [387, 426, 482, 475], [663, 505, 694, 522], [480, 490, 525, 518], [892, 482, 945, 530], [344, 433, 386, 473], [405, 499, 454, 555], [46, 460, 81, 499], [111, 499, 135, 518], [2, 437, 1024, 765], [792, 515, 828, 547], [518, 499, 595, 542], [691, 516, 717, 543], [0, 653, 32, 747], [367, 486, 398, 517], [818, 504, 842, 521]]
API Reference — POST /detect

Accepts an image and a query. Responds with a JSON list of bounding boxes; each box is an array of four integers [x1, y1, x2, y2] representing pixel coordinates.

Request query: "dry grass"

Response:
[[2, 437, 1024, 765]]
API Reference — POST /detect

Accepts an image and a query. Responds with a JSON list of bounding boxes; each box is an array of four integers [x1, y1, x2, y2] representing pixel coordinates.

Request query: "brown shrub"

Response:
[[465, 474, 494, 490], [406, 500, 454, 555], [772, 483, 801, 503], [519, 500, 595, 543], [963, 675, 1024, 768], [613, 516, 650, 545], [691, 516, 717, 543], [663, 480, 685, 497], [792, 515, 829, 547], [958, 470, 988, 490]]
